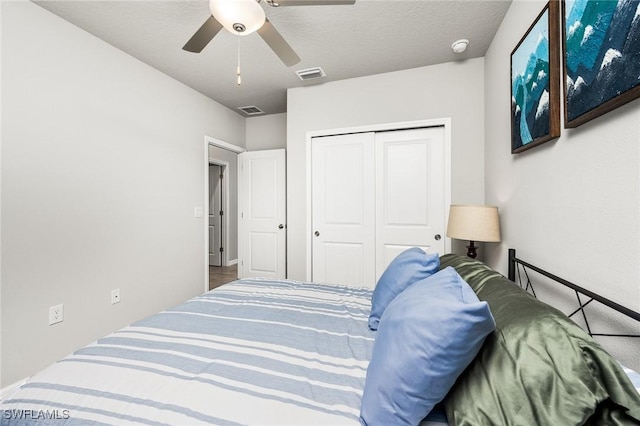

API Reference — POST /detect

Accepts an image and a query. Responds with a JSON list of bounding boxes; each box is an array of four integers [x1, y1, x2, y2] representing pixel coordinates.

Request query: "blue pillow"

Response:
[[360, 267, 495, 426], [368, 248, 440, 330]]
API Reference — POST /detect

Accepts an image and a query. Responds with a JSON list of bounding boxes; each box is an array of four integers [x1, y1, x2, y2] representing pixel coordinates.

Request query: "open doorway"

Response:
[[208, 163, 224, 267], [209, 161, 236, 290], [205, 136, 245, 292]]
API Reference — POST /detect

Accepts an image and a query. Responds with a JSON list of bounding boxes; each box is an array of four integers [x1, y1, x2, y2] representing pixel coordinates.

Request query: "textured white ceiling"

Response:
[[33, 0, 512, 116]]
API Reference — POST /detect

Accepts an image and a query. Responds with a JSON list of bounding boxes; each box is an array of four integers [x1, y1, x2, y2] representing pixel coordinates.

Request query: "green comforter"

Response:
[[440, 254, 640, 426]]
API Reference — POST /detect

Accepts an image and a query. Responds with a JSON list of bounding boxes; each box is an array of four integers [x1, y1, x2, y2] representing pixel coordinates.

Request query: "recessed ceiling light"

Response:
[[451, 39, 469, 53]]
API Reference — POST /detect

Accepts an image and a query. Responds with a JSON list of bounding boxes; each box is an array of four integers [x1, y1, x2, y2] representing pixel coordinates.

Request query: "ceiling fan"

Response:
[[183, 0, 356, 67]]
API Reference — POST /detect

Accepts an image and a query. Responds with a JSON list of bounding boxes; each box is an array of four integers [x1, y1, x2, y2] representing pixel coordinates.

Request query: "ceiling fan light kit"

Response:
[[183, 0, 356, 76], [209, 0, 266, 36]]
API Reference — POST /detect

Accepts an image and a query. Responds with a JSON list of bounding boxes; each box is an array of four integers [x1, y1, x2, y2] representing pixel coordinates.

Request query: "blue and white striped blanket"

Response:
[[1, 279, 377, 425], [2, 278, 638, 425]]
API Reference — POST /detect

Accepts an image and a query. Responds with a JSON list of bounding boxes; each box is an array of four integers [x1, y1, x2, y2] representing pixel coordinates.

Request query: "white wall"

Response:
[[1, 1, 245, 387], [484, 0, 640, 370], [246, 113, 287, 151], [0, 0, 3, 386], [286, 59, 485, 281]]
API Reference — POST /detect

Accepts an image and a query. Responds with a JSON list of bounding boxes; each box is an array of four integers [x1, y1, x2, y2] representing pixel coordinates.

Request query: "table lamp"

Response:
[[446, 205, 501, 259]]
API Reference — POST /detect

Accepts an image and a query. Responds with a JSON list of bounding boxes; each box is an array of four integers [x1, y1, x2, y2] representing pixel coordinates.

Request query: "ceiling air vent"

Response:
[[238, 105, 264, 116], [295, 66, 326, 81]]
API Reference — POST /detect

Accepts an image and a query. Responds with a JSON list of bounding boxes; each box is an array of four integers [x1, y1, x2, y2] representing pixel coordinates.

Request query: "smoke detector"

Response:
[[451, 39, 469, 53]]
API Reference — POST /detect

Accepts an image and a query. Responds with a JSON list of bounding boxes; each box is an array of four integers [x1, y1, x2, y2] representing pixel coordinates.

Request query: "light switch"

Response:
[[194, 206, 204, 218]]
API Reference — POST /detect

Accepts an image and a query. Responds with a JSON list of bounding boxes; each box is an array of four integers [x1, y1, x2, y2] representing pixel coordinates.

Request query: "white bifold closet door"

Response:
[[312, 127, 446, 289], [312, 132, 377, 288]]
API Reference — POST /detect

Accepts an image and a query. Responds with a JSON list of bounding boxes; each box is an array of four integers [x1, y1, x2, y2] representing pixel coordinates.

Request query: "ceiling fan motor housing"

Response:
[[184, 0, 355, 65], [209, 0, 266, 35]]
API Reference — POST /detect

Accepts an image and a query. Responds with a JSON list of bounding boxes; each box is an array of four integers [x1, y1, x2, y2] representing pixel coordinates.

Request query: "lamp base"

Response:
[[466, 241, 478, 259]]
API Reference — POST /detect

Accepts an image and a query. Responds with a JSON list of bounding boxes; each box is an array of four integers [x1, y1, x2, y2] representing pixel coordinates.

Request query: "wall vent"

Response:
[[238, 105, 264, 116], [295, 66, 326, 81]]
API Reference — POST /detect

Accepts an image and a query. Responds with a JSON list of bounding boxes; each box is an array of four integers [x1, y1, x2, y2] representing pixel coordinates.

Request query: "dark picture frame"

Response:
[[511, 1, 561, 154], [563, 0, 640, 128]]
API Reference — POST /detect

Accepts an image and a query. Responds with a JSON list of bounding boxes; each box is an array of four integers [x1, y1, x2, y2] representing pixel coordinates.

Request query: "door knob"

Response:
[[278, 224, 284, 229], [314, 231, 320, 237], [434, 234, 441, 241]]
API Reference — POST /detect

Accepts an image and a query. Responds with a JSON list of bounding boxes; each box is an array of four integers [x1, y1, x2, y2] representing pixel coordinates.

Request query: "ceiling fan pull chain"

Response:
[[237, 36, 242, 85]]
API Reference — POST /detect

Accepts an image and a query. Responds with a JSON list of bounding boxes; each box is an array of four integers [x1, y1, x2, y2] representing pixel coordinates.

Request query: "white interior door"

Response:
[[239, 149, 286, 279], [311, 133, 376, 287], [375, 127, 445, 280]]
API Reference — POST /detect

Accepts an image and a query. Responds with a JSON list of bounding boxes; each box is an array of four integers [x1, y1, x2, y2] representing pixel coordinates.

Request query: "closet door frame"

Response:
[[304, 118, 452, 282]]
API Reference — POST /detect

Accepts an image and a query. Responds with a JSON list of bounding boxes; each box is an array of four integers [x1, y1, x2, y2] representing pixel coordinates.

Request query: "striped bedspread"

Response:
[[1, 279, 376, 425], [2, 276, 638, 425]]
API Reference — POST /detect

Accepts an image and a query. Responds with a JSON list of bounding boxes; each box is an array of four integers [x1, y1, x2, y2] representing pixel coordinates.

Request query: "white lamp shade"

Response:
[[209, 0, 266, 36], [446, 205, 501, 243]]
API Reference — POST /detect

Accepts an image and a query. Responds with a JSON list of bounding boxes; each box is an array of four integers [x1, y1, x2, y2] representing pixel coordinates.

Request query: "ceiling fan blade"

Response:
[[183, 16, 223, 53], [274, 0, 355, 5], [257, 18, 301, 67]]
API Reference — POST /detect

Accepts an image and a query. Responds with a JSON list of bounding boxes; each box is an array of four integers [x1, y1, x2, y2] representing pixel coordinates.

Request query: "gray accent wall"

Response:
[[246, 113, 287, 151], [286, 58, 486, 281], [483, 1, 640, 371], [1, 1, 245, 386]]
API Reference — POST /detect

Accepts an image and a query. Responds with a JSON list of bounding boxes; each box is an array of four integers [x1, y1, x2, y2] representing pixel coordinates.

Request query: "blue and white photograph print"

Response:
[[564, 0, 640, 127]]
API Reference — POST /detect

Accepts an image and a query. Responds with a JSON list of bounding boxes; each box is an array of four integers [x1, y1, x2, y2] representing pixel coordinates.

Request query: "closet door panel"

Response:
[[375, 127, 446, 280], [321, 242, 367, 287], [312, 133, 376, 288]]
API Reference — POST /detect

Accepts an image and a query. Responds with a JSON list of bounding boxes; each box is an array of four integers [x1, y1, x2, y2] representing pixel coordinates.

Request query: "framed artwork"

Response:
[[511, 1, 561, 154], [563, 0, 640, 128]]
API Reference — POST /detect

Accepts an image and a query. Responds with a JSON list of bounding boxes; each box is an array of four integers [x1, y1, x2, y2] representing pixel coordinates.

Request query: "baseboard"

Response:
[[0, 378, 27, 401]]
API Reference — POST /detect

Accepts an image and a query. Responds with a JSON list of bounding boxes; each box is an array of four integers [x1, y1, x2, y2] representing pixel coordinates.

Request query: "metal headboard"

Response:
[[507, 248, 640, 339]]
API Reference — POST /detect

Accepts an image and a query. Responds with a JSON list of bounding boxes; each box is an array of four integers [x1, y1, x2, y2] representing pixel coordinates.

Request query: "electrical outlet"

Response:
[[111, 288, 121, 305], [49, 304, 63, 325]]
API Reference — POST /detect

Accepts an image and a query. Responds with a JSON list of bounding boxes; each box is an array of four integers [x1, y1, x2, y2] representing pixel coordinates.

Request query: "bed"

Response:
[[1, 250, 639, 425]]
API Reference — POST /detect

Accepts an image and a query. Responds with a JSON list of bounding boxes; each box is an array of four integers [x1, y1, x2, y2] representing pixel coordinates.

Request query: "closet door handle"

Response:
[[314, 231, 320, 237], [434, 234, 441, 241], [278, 224, 284, 229]]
